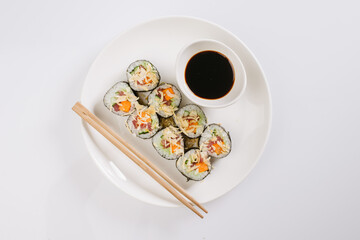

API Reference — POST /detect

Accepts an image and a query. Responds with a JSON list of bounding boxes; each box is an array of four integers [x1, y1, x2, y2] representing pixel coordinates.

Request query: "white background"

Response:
[[1, 0, 359, 239]]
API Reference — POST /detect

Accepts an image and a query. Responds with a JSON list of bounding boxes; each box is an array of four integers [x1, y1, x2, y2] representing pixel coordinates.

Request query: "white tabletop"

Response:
[[1, 0, 359, 239]]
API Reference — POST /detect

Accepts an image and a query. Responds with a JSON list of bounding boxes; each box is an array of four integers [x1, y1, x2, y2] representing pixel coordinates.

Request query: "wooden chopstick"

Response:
[[72, 102, 206, 218], [80, 103, 208, 214]]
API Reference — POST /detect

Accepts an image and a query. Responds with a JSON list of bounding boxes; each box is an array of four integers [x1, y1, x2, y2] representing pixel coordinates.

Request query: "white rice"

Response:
[[173, 104, 207, 138], [176, 149, 211, 181], [199, 124, 231, 158], [126, 60, 160, 91], [126, 107, 160, 139], [103, 81, 137, 116], [148, 83, 182, 118], [152, 127, 184, 160]]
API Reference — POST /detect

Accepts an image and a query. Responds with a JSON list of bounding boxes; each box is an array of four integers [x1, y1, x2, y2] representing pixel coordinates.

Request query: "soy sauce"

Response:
[[185, 51, 234, 99]]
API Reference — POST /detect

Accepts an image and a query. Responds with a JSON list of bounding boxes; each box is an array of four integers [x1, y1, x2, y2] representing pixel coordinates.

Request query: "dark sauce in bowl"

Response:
[[185, 51, 234, 99]]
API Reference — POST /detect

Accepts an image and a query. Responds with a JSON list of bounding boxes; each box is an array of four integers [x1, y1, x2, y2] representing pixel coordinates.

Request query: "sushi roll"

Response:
[[126, 60, 160, 91], [174, 104, 207, 138], [148, 83, 182, 118], [125, 106, 160, 139], [103, 81, 138, 116], [176, 149, 211, 181], [152, 126, 184, 160], [199, 124, 231, 158]]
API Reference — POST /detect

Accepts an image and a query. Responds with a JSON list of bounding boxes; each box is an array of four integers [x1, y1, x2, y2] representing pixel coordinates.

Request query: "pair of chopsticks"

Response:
[[72, 102, 207, 218]]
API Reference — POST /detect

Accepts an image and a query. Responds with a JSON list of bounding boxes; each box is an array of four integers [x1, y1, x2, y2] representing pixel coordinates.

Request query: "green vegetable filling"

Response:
[[212, 129, 217, 136], [130, 66, 139, 75]]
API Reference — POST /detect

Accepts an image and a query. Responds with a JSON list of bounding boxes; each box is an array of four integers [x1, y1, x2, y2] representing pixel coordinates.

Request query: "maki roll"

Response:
[[103, 81, 138, 116], [126, 60, 160, 91], [148, 83, 182, 118], [174, 104, 207, 138], [176, 149, 211, 181], [152, 126, 184, 160], [125, 106, 160, 139], [199, 124, 231, 158]]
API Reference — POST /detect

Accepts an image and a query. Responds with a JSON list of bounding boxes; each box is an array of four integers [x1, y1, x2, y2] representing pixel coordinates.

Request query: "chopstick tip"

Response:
[[72, 101, 83, 112]]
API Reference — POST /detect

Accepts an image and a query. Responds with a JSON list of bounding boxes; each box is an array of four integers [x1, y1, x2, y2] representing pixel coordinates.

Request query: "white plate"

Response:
[[81, 16, 272, 207]]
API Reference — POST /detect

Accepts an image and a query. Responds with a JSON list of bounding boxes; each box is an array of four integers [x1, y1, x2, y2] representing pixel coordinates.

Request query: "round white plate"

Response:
[[81, 16, 272, 207]]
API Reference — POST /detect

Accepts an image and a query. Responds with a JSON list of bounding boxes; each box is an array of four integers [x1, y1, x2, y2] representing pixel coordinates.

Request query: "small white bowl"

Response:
[[175, 39, 247, 108]]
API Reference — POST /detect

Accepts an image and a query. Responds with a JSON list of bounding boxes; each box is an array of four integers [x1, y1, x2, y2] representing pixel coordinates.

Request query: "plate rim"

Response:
[[80, 15, 272, 207]]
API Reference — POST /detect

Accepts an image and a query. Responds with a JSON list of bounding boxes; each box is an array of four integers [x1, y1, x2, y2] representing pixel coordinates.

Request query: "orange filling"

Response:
[[196, 162, 209, 173], [161, 87, 175, 101], [119, 100, 131, 112], [186, 120, 198, 133], [144, 76, 153, 84], [139, 111, 151, 122], [212, 142, 223, 155], [171, 141, 181, 153]]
